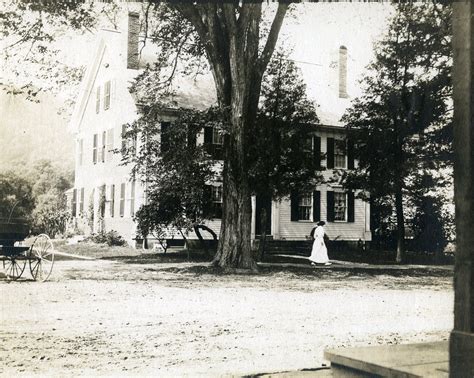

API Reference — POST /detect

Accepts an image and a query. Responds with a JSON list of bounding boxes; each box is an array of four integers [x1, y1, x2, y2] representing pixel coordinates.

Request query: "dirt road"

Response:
[[1, 259, 453, 376]]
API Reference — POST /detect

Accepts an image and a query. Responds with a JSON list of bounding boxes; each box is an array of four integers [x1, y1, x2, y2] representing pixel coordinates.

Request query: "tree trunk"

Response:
[[394, 176, 405, 263], [213, 100, 256, 270], [174, 3, 288, 270]]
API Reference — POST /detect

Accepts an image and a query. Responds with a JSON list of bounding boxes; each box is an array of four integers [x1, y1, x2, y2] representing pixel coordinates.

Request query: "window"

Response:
[[99, 131, 106, 163], [334, 192, 347, 221], [78, 139, 83, 166], [298, 193, 312, 221], [130, 181, 135, 216], [99, 185, 106, 219], [104, 80, 111, 110], [92, 134, 98, 164], [291, 191, 320, 222], [212, 127, 223, 145], [334, 139, 346, 168], [210, 185, 223, 218], [79, 188, 85, 214], [109, 184, 115, 218], [204, 127, 224, 159], [96, 86, 101, 114], [121, 125, 127, 153], [106, 129, 114, 161], [119, 183, 125, 217]]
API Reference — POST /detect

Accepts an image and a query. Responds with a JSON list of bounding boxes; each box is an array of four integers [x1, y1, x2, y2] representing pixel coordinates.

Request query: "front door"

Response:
[[255, 195, 272, 236]]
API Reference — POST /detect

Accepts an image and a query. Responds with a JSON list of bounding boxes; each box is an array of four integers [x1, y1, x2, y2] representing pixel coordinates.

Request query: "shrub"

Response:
[[85, 230, 127, 247]]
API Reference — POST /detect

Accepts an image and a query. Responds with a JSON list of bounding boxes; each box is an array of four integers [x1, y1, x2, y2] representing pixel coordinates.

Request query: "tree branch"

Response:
[[257, 2, 289, 75]]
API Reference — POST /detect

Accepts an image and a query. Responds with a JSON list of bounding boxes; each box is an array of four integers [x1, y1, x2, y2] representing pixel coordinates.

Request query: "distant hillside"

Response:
[[0, 91, 74, 172]]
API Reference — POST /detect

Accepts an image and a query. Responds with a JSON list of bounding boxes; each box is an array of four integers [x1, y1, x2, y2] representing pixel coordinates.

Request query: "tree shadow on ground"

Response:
[[101, 250, 213, 264]]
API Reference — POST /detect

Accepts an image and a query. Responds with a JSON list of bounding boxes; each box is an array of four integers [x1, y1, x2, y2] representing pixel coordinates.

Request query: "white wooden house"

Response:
[[68, 9, 375, 247]]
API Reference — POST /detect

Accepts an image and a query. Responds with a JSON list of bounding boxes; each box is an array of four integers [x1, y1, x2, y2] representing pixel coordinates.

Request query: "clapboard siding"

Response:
[[278, 186, 369, 241]]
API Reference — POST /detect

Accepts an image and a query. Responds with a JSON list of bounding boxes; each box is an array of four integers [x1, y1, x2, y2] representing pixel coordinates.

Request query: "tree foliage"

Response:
[[0, 160, 73, 236], [342, 3, 452, 260], [124, 47, 322, 250], [0, 171, 35, 222]]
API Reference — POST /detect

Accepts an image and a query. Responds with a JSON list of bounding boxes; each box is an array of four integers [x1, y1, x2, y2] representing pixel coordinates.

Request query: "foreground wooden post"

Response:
[[450, 1, 474, 376]]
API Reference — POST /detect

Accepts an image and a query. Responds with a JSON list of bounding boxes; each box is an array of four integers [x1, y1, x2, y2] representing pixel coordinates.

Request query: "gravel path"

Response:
[[1, 259, 454, 376]]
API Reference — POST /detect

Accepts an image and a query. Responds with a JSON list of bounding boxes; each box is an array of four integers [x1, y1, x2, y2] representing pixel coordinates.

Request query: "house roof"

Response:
[[70, 5, 391, 132]]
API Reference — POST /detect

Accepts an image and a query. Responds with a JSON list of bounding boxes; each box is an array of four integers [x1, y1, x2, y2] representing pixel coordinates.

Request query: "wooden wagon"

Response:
[[0, 221, 54, 281]]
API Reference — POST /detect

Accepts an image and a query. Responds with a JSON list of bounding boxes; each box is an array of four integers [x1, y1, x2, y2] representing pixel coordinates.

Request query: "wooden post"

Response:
[[450, 1, 474, 376]]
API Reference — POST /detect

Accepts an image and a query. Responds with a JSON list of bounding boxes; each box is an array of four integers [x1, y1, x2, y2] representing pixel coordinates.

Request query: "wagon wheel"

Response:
[[29, 234, 55, 282], [4, 257, 26, 280]]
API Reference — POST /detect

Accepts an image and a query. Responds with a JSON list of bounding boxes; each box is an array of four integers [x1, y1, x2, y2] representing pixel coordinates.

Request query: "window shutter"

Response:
[[110, 185, 115, 218], [313, 136, 321, 169], [93, 134, 98, 164], [96, 87, 100, 114], [290, 191, 299, 221], [312, 190, 320, 222], [161, 122, 170, 154], [327, 191, 335, 222], [348, 190, 355, 222], [187, 126, 197, 150], [120, 183, 125, 217], [72, 189, 77, 217], [80, 188, 85, 213], [121, 125, 127, 154], [347, 139, 355, 170], [104, 81, 111, 110], [204, 127, 213, 145], [130, 181, 136, 216], [327, 138, 335, 169]]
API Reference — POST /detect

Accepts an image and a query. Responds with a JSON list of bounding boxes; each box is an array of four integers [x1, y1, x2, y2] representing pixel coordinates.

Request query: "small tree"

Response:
[[32, 191, 69, 237], [122, 107, 218, 250], [0, 171, 35, 223], [342, 3, 452, 262]]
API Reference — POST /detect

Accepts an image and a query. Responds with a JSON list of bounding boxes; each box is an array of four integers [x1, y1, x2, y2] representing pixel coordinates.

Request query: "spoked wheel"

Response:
[[29, 234, 55, 282], [3, 258, 26, 280]]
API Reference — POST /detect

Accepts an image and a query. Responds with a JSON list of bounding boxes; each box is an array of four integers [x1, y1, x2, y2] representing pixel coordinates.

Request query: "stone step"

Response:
[[324, 341, 449, 377]]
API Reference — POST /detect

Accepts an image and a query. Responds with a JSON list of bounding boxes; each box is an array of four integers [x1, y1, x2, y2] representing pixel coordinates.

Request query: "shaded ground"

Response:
[[0, 252, 454, 376]]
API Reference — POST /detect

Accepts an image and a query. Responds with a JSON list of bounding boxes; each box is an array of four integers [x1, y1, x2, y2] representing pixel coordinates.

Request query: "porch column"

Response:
[[271, 200, 280, 240], [251, 196, 256, 240], [450, 2, 474, 376]]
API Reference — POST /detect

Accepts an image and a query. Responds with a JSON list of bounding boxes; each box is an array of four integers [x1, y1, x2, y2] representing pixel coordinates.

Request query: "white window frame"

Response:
[[119, 183, 126, 217], [334, 139, 347, 169], [298, 193, 313, 222], [109, 184, 115, 218], [212, 128, 224, 145], [106, 128, 114, 162], [334, 191, 348, 222], [211, 184, 223, 205]]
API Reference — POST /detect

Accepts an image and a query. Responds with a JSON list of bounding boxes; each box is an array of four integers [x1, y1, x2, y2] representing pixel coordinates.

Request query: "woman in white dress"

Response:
[[309, 221, 332, 266]]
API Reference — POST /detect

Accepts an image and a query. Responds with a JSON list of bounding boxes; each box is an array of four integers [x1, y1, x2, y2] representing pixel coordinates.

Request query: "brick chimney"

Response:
[[338, 45, 348, 98], [127, 11, 140, 70]]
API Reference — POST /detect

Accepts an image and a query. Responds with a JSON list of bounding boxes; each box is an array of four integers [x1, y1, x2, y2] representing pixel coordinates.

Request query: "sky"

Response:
[[0, 2, 394, 170]]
